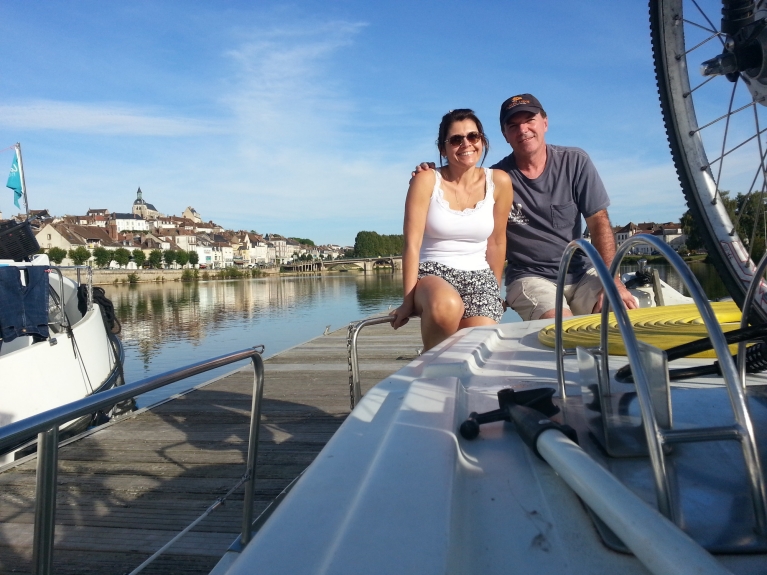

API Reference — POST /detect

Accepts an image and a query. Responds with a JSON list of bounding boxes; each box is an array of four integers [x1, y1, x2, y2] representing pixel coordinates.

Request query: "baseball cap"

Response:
[[499, 94, 544, 126]]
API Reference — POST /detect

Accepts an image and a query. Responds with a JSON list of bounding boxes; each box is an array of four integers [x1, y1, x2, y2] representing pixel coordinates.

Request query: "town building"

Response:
[[110, 213, 149, 235], [131, 188, 161, 220], [183, 207, 202, 224], [615, 221, 687, 254]]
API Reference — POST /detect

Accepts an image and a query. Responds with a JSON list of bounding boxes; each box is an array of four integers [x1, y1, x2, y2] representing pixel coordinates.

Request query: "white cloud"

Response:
[[0, 100, 222, 136], [200, 19, 421, 230], [222, 21, 367, 143]]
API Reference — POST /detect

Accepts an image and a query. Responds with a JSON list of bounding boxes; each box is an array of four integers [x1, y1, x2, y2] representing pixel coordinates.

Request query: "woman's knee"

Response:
[[423, 292, 463, 323]]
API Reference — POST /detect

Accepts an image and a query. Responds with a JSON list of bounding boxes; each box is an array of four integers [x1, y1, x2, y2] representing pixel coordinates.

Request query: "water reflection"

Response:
[[106, 273, 410, 404]]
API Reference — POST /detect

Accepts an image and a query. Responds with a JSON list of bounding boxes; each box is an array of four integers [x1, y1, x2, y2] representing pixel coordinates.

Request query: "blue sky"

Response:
[[0, 1, 684, 246]]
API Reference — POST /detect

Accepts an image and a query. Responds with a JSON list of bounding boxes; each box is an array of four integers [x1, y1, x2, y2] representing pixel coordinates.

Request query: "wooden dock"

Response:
[[0, 318, 422, 575]]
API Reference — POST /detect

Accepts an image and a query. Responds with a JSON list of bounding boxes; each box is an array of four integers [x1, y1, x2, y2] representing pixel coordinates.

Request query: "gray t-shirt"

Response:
[[492, 144, 610, 285]]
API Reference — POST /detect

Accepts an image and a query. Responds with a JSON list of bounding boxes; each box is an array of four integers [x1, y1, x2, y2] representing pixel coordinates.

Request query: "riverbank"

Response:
[[621, 254, 708, 264], [78, 267, 380, 285], [58, 267, 283, 285]]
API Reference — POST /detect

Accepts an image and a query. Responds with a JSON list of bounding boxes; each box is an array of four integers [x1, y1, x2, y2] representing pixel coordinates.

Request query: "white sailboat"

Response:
[[0, 144, 126, 465]]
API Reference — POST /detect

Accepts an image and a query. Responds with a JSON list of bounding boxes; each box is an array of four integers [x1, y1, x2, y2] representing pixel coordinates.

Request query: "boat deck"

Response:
[[224, 319, 767, 575], [0, 318, 422, 575]]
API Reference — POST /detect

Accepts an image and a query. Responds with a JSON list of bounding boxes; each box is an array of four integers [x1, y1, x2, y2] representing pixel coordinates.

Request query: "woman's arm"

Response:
[[391, 170, 434, 328], [486, 170, 513, 285]]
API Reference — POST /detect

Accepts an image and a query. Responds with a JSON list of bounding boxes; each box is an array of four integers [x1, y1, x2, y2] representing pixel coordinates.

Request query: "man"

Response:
[[418, 93, 637, 320]]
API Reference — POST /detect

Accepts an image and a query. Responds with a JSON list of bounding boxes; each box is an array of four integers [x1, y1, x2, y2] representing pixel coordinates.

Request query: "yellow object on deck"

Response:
[[537, 301, 743, 358]]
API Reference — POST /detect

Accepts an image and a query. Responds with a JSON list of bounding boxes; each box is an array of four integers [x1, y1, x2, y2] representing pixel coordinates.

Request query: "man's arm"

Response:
[[585, 209, 638, 312]]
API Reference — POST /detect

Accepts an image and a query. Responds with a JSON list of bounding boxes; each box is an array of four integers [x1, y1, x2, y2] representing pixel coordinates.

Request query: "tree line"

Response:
[[681, 190, 767, 263], [352, 231, 404, 258], [43, 246, 200, 268]]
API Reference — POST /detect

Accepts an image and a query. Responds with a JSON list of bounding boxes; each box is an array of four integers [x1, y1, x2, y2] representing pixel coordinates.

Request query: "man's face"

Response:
[[502, 111, 548, 158]]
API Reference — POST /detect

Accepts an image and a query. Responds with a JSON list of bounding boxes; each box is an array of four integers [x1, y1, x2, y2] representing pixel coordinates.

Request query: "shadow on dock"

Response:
[[0, 385, 343, 574]]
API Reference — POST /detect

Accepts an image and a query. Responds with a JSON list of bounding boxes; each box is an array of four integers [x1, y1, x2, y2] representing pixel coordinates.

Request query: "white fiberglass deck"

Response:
[[225, 320, 767, 575]]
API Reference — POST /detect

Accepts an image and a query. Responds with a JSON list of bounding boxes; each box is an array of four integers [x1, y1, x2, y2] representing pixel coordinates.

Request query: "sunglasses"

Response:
[[445, 132, 482, 147]]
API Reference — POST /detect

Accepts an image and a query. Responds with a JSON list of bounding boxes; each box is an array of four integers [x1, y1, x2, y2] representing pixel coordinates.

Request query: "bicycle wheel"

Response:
[[650, 0, 767, 320]]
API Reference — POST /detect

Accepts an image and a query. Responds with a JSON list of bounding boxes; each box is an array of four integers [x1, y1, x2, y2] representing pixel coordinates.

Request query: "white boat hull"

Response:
[[0, 264, 122, 465], [225, 320, 767, 575]]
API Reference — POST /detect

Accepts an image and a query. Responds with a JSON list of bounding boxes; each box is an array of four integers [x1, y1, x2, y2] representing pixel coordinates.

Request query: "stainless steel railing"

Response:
[[347, 316, 396, 409], [0, 346, 265, 575], [554, 235, 766, 533]]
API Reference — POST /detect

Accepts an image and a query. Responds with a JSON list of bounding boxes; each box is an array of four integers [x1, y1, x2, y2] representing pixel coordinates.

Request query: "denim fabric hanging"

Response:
[[0, 266, 50, 348]]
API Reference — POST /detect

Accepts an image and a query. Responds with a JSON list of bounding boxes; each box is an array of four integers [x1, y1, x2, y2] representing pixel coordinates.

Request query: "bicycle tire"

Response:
[[649, 0, 767, 321]]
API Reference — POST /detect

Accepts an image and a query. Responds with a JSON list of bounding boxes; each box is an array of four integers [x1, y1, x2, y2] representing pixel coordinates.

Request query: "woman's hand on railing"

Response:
[[389, 302, 413, 329]]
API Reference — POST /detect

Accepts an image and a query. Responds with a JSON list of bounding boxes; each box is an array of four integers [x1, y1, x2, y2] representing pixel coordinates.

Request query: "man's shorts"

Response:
[[418, 261, 504, 323], [505, 267, 603, 321]]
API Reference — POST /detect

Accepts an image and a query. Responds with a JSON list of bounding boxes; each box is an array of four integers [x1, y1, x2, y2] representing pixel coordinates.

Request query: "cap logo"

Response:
[[508, 97, 530, 109]]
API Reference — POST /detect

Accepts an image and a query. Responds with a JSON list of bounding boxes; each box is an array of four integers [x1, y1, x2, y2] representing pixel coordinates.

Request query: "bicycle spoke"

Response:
[[713, 81, 738, 198], [683, 32, 723, 57], [683, 18, 720, 34], [692, 99, 756, 135], [690, 0, 723, 44], [704, 125, 767, 169], [684, 74, 716, 98]]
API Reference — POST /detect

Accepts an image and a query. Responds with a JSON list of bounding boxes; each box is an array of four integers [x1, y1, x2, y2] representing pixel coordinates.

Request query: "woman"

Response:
[[391, 109, 513, 350]]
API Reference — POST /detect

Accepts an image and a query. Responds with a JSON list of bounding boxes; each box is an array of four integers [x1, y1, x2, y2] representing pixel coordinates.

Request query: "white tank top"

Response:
[[419, 167, 496, 271]]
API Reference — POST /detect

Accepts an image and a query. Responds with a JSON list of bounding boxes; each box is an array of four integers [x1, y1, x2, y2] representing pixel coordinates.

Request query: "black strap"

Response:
[[77, 285, 122, 334]]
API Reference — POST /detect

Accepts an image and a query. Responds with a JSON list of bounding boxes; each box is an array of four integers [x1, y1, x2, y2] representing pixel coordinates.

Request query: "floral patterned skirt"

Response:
[[418, 261, 504, 322]]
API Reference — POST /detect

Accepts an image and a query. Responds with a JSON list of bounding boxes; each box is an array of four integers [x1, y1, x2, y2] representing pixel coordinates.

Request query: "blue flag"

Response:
[[6, 152, 22, 209]]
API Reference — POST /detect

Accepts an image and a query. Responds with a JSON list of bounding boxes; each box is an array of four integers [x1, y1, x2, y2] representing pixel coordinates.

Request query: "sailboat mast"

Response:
[[14, 143, 29, 218]]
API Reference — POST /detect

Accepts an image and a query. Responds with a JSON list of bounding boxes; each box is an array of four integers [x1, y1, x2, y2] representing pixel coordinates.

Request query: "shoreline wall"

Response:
[[58, 267, 335, 285], [58, 269, 185, 285], [56, 264, 397, 285]]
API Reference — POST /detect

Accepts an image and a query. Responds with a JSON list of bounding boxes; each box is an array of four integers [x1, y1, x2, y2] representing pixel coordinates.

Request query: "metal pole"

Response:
[[15, 143, 29, 218], [32, 426, 59, 575], [537, 430, 732, 575], [240, 353, 265, 546]]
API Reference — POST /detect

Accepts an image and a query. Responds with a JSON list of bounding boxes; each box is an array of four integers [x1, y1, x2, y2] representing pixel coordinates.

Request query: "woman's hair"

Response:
[[437, 109, 490, 167]]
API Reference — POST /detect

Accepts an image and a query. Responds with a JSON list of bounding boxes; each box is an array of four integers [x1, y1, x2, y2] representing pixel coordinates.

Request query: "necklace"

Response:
[[443, 167, 472, 211], [454, 188, 468, 211]]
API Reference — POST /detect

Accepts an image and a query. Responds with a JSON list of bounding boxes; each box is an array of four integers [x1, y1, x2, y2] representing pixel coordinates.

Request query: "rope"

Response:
[[128, 472, 249, 574], [537, 301, 743, 358]]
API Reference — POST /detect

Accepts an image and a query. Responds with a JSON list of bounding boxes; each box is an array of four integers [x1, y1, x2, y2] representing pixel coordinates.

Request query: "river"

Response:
[[107, 263, 726, 405], [107, 271, 507, 405]]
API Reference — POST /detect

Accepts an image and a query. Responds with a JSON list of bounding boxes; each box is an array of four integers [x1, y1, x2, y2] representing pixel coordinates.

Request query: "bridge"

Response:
[[323, 256, 402, 272], [281, 257, 402, 273]]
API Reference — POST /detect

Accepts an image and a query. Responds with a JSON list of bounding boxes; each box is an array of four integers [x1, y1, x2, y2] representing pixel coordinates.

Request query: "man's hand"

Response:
[[592, 279, 640, 314], [411, 162, 436, 178]]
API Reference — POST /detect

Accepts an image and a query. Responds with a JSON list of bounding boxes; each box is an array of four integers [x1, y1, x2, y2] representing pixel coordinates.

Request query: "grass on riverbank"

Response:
[[192, 268, 266, 281]]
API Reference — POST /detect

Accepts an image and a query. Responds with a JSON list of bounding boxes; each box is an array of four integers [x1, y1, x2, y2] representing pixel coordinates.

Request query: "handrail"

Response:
[[614, 235, 766, 533], [554, 235, 766, 533], [347, 315, 396, 409], [554, 239, 676, 518], [0, 346, 265, 575]]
